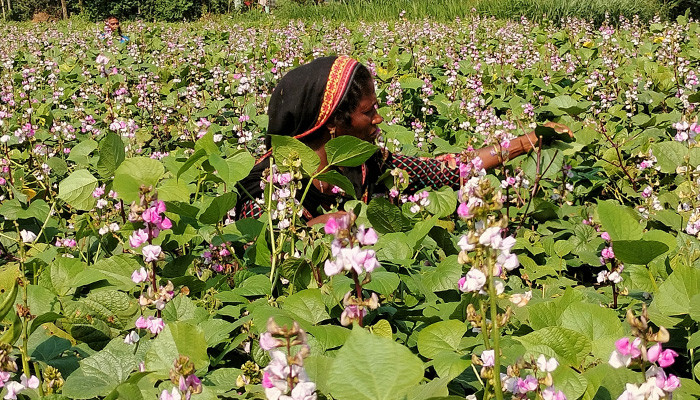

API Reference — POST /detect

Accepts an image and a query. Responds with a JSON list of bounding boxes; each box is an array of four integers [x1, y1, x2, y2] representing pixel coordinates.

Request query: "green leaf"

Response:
[[652, 141, 688, 173], [62, 344, 138, 399], [305, 354, 334, 395], [612, 240, 669, 265], [316, 170, 356, 198], [422, 255, 461, 292], [231, 274, 271, 297], [113, 157, 165, 203], [426, 187, 457, 218], [648, 264, 700, 326], [406, 377, 450, 400], [208, 151, 255, 187], [558, 302, 624, 360], [328, 326, 424, 400], [199, 192, 237, 224], [367, 197, 407, 233], [306, 325, 351, 351], [430, 351, 470, 380], [398, 75, 425, 90], [67, 139, 98, 166], [144, 322, 209, 379], [91, 255, 139, 291], [363, 271, 400, 296], [516, 326, 591, 367], [325, 136, 378, 167], [596, 200, 644, 241], [551, 367, 588, 400], [417, 319, 467, 359], [39, 257, 87, 296], [97, 132, 126, 178], [283, 289, 331, 325], [374, 232, 413, 261], [58, 169, 98, 211], [271, 135, 320, 176]]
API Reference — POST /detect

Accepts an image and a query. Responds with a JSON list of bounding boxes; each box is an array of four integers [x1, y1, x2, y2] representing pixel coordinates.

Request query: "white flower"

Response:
[[609, 350, 632, 369], [510, 291, 532, 307], [124, 331, 139, 345], [536, 355, 559, 372], [19, 230, 36, 243]]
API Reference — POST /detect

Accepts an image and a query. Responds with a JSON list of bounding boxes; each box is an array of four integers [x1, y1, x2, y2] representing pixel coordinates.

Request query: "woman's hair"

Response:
[[329, 65, 374, 129]]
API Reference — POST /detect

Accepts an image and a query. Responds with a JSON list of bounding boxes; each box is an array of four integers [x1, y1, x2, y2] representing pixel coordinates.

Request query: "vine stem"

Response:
[[487, 252, 503, 400]]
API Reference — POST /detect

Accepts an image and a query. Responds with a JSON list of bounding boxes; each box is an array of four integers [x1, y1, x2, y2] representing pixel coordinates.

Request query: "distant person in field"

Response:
[[101, 16, 129, 43], [236, 56, 572, 223]]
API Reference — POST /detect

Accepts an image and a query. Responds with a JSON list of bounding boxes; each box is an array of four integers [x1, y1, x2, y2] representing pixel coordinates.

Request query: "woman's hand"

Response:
[[307, 211, 347, 227], [538, 121, 574, 144]]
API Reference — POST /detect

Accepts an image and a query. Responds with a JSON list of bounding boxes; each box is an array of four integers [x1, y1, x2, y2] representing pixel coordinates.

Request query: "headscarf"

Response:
[[238, 56, 368, 217], [265, 55, 360, 146]]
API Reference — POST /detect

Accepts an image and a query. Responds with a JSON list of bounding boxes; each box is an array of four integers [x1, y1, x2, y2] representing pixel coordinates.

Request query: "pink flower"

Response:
[[353, 249, 379, 273], [159, 388, 181, 400], [615, 337, 642, 358], [340, 304, 367, 326], [481, 350, 495, 367], [20, 375, 39, 389], [135, 316, 149, 329], [131, 267, 148, 284], [458, 269, 486, 293], [324, 218, 339, 235], [497, 252, 519, 271], [260, 332, 280, 351], [647, 343, 662, 363], [457, 202, 471, 218], [601, 246, 615, 259], [659, 374, 681, 392], [129, 229, 149, 248], [542, 386, 567, 400], [601, 232, 611, 241], [262, 371, 274, 389], [148, 317, 165, 335], [516, 375, 538, 394], [124, 331, 139, 345], [356, 226, 378, 245], [657, 349, 678, 368], [479, 226, 502, 246], [142, 245, 162, 262]]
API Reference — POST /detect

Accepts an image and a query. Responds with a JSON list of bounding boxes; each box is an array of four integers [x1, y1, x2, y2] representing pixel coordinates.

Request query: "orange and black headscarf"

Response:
[[238, 56, 366, 216], [265, 55, 360, 147]]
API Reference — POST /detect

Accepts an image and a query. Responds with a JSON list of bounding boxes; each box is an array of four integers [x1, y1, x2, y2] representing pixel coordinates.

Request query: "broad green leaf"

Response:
[[417, 319, 467, 359], [422, 255, 461, 293], [97, 132, 126, 178], [113, 157, 165, 203], [327, 326, 424, 400], [367, 197, 407, 233], [652, 141, 688, 173], [596, 200, 644, 241], [363, 271, 400, 296], [516, 326, 591, 367], [199, 192, 237, 224], [231, 274, 271, 297], [209, 151, 255, 187], [430, 351, 470, 380], [305, 354, 334, 395], [62, 343, 138, 398], [406, 377, 450, 400], [316, 170, 356, 197], [306, 325, 351, 351], [398, 75, 425, 90], [144, 322, 209, 379], [426, 186, 457, 218], [283, 289, 331, 325], [271, 135, 320, 176], [612, 240, 668, 265], [39, 257, 87, 296], [67, 139, 98, 166], [558, 302, 624, 360], [325, 136, 378, 167], [374, 232, 413, 261], [58, 169, 98, 210], [582, 364, 641, 400], [648, 264, 700, 326], [91, 255, 140, 291], [551, 367, 588, 400]]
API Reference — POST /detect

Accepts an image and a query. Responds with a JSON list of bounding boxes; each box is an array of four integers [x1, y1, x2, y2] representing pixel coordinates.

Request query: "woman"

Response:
[[102, 16, 129, 43], [237, 56, 570, 223]]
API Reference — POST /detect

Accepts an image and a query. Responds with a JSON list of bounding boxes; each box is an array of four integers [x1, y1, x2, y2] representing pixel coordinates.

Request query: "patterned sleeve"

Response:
[[389, 153, 461, 193], [239, 199, 264, 219]]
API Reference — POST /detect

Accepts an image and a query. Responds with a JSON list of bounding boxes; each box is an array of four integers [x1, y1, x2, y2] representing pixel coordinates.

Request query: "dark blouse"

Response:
[[236, 151, 461, 220]]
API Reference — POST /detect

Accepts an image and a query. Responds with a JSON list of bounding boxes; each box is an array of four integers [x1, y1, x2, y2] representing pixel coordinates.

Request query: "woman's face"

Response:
[[107, 18, 120, 32], [336, 90, 383, 142]]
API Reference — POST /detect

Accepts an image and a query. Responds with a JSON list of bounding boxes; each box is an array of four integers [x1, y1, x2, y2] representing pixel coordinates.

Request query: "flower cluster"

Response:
[[92, 185, 119, 209], [323, 213, 379, 277], [473, 351, 566, 400], [672, 120, 700, 143], [403, 190, 431, 213], [160, 355, 202, 400], [135, 315, 165, 335], [610, 307, 680, 399], [262, 163, 302, 230], [202, 242, 237, 273], [259, 318, 316, 400]]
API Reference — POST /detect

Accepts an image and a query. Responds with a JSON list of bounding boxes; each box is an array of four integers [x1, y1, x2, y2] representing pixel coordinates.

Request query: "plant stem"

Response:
[[487, 253, 503, 400]]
